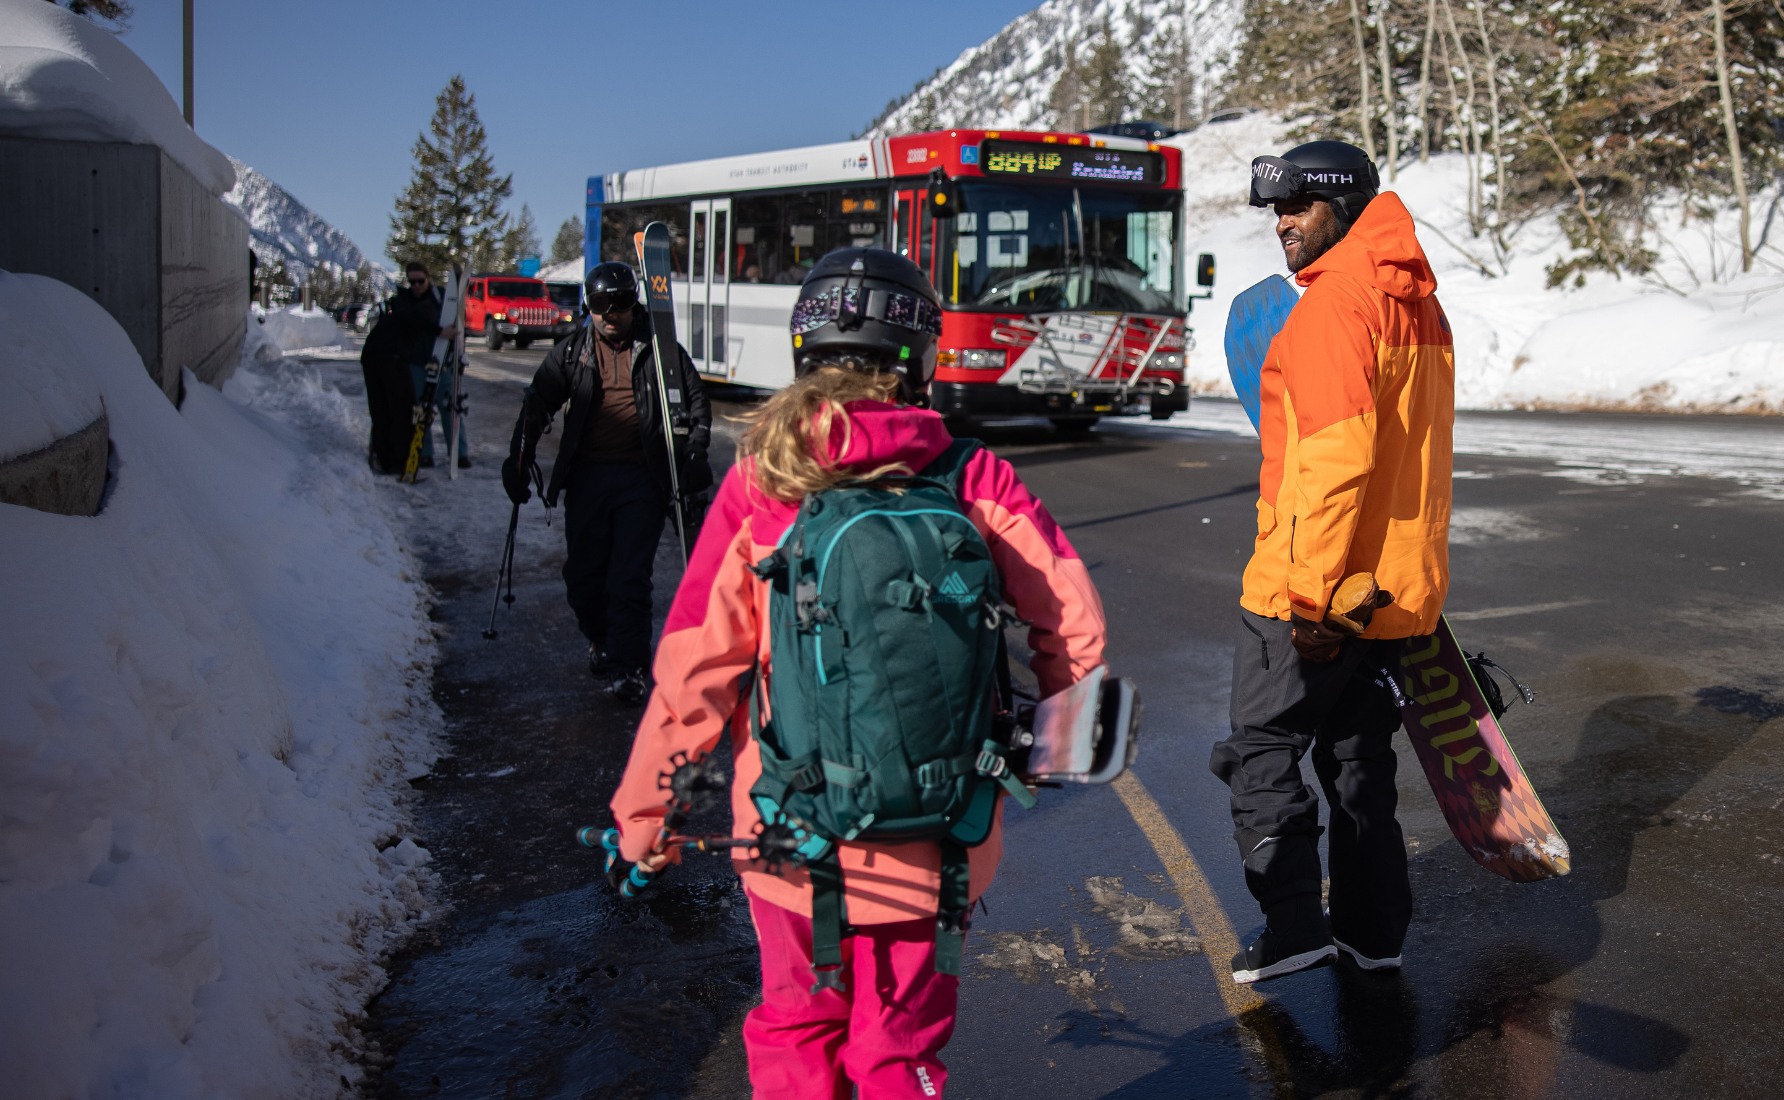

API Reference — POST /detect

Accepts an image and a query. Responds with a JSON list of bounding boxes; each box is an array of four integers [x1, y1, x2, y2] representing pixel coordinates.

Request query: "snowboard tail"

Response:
[[1395, 617, 1570, 881]]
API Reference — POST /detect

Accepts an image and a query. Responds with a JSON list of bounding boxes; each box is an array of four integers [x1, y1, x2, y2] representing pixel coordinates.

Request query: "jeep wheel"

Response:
[[485, 326, 503, 351]]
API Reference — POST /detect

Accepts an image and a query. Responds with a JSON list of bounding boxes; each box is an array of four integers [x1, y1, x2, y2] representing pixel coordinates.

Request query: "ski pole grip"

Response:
[[578, 826, 613, 850], [620, 864, 656, 898]]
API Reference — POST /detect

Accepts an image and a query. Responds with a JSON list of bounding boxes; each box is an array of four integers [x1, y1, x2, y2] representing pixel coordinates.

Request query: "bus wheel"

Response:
[[1050, 417, 1098, 437], [485, 327, 503, 351], [515, 338, 533, 350], [1149, 406, 1175, 421], [941, 415, 974, 437]]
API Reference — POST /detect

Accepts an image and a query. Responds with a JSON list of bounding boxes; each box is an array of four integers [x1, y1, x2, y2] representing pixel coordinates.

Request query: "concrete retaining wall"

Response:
[[0, 136, 248, 404]]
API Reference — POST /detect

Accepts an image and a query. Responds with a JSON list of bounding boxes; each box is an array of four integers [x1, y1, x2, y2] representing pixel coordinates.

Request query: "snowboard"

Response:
[[1222, 275, 1298, 430], [401, 266, 463, 484], [1223, 278, 1570, 882], [635, 224, 692, 565]]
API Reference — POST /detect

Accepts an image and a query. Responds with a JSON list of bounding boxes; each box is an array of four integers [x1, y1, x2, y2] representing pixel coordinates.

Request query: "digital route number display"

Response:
[[979, 140, 1164, 185]]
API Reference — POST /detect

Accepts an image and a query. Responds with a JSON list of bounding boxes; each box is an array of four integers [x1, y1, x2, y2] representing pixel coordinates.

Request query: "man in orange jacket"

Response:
[[1209, 141, 1455, 984]]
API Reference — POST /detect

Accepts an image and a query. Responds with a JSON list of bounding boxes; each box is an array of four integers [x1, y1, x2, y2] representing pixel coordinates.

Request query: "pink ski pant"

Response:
[[744, 890, 958, 1099]]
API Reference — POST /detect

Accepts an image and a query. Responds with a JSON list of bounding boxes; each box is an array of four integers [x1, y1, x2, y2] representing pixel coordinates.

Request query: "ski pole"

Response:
[[482, 499, 520, 639]]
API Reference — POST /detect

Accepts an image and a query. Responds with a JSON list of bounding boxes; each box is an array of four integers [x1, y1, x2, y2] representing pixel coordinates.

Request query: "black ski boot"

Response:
[[607, 668, 648, 706], [587, 645, 607, 680], [1232, 895, 1335, 984]]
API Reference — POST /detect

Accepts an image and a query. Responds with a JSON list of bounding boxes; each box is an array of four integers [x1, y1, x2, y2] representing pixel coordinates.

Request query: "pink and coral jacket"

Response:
[[609, 401, 1107, 923]]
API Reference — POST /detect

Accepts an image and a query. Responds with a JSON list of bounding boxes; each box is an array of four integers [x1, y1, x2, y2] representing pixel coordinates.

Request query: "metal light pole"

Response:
[[182, 0, 194, 127]]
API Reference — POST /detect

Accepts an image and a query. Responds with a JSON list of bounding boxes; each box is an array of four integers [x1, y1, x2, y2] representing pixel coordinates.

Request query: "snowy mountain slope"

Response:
[[224, 157, 393, 292], [1164, 117, 1784, 414], [863, 0, 1241, 137]]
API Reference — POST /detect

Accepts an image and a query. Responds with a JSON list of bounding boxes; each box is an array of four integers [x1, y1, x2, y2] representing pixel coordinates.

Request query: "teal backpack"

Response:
[[746, 438, 1035, 991]]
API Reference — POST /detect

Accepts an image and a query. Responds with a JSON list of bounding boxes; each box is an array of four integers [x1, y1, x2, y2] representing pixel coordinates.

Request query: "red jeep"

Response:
[[465, 274, 577, 351]]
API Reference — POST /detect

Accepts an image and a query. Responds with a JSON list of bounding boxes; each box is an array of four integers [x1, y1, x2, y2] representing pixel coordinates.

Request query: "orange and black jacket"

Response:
[[1240, 192, 1455, 638]]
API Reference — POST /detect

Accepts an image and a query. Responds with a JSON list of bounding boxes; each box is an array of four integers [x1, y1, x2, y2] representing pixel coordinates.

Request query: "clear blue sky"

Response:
[[120, 0, 1037, 268]]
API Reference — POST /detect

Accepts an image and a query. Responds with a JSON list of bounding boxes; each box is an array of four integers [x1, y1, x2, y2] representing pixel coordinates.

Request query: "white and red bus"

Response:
[[584, 128, 1213, 427]]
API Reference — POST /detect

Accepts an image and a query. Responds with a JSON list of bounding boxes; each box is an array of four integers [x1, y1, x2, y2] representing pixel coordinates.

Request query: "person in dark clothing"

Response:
[[503, 261, 713, 704], [384, 260, 466, 468]]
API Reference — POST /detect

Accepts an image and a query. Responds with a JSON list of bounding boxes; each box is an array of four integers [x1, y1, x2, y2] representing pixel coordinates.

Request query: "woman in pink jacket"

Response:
[[607, 249, 1106, 1099]]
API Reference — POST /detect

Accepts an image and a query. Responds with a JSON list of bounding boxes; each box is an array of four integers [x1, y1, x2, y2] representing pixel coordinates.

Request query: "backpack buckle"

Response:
[[809, 963, 848, 994], [936, 907, 972, 937], [975, 748, 1007, 778], [788, 761, 825, 793]]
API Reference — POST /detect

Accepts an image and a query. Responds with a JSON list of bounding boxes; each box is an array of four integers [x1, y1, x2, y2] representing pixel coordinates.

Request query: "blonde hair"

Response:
[[740, 367, 911, 501]]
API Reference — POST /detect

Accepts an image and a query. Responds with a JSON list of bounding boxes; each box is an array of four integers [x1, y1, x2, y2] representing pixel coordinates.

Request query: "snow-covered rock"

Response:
[[0, 270, 440, 1098], [225, 157, 393, 292], [0, 268, 105, 461], [0, 0, 234, 195], [863, 0, 1241, 137], [1169, 117, 1784, 414], [251, 304, 345, 355]]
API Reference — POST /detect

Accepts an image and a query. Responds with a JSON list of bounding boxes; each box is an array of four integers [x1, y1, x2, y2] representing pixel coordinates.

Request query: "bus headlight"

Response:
[[1148, 352, 1183, 371], [959, 348, 1005, 369]]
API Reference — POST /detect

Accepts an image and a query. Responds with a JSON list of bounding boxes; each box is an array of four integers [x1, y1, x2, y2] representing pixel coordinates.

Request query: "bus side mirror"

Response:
[[1197, 253, 1216, 287], [927, 170, 961, 219]]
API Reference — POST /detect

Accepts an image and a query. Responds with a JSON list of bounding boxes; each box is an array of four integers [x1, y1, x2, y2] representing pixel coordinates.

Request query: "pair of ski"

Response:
[[1226, 276, 1570, 883], [401, 266, 469, 484]]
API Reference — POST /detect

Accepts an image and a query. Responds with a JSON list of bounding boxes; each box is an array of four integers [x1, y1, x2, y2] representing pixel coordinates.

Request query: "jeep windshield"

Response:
[[936, 182, 1180, 314], [489, 281, 545, 299]]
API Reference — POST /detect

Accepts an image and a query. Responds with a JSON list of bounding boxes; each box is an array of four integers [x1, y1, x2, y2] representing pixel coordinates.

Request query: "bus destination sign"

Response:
[[979, 140, 1164, 185]]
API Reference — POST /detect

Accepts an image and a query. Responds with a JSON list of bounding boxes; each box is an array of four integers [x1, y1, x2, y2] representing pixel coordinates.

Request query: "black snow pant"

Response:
[[362, 355, 415, 474], [1209, 608, 1413, 960], [561, 459, 667, 671]]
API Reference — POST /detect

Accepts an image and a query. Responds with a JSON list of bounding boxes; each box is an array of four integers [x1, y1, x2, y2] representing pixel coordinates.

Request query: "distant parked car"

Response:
[[465, 274, 576, 351]]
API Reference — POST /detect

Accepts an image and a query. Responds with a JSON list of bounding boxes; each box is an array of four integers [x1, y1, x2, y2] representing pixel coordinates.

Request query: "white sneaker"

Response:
[[1333, 936, 1402, 971]]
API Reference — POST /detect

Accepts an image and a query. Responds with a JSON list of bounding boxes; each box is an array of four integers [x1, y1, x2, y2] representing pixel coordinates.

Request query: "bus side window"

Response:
[[733, 194, 777, 283]]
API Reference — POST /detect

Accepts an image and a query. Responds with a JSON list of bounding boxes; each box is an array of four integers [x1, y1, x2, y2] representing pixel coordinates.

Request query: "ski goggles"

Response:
[[789, 286, 943, 337], [586, 288, 637, 315], [1248, 156, 1307, 207]]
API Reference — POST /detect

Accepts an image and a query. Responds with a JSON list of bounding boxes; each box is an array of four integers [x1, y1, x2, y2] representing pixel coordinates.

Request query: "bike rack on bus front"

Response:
[[990, 312, 1186, 407]]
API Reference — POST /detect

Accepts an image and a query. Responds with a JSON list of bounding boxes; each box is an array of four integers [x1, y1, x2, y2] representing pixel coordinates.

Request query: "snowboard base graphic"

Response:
[[1394, 617, 1570, 881]]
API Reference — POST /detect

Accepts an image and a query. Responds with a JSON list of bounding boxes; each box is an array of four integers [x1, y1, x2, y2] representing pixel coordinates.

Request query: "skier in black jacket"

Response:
[[502, 261, 713, 704]]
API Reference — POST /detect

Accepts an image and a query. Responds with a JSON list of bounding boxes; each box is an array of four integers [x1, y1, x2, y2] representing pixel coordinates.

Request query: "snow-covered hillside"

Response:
[[863, 0, 1241, 137], [224, 157, 393, 293], [1168, 116, 1784, 414]]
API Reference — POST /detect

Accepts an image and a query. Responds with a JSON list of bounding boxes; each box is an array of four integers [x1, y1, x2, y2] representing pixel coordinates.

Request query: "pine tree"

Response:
[[48, 0, 132, 32], [386, 75, 513, 278], [1081, 20, 1133, 128], [550, 216, 584, 264]]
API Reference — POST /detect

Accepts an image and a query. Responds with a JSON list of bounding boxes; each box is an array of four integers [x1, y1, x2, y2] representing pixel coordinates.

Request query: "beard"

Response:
[[1282, 212, 1345, 273]]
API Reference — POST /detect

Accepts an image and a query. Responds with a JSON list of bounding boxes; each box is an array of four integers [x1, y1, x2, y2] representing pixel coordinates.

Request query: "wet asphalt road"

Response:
[[332, 341, 1784, 1100]]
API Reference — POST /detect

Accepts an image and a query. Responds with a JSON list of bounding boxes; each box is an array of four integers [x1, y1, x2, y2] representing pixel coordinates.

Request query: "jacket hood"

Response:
[[1296, 191, 1436, 302], [824, 400, 954, 472]]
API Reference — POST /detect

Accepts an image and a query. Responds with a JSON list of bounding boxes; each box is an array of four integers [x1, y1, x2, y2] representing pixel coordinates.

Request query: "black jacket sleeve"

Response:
[[676, 343, 712, 455], [510, 332, 576, 461]]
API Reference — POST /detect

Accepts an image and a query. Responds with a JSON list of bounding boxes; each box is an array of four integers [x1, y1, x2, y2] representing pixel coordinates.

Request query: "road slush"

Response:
[[634, 224, 691, 565], [402, 265, 463, 484], [1224, 279, 1570, 882]]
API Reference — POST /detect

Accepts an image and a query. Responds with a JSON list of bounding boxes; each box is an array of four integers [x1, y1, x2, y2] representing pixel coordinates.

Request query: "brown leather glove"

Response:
[[1291, 573, 1395, 663]]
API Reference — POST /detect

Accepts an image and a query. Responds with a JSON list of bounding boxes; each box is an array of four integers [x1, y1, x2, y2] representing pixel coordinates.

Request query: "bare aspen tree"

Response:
[[1712, 0, 1754, 271], [1418, 0, 1437, 161], [1441, 0, 1485, 231], [1472, 0, 1507, 234], [1350, 0, 1378, 159], [1378, 0, 1399, 179], [1438, 20, 1479, 228]]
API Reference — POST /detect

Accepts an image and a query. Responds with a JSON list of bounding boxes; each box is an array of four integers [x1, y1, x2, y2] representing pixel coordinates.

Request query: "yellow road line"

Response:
[[1112, 772, 1289, 1083]]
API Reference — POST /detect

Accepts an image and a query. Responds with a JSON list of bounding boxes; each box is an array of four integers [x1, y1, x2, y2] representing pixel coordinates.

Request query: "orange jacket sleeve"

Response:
[[1279, 277, 1380, 621]]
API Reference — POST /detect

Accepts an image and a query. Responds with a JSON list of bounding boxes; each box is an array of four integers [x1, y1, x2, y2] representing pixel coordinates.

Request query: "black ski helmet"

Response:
[[1249, 140, 1380, 228], [788, 248, 943, 397], [583, 261, 639, 315]]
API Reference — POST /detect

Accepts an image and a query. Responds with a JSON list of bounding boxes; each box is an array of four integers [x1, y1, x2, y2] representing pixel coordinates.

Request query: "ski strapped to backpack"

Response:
[[402, 268, 463, 484]]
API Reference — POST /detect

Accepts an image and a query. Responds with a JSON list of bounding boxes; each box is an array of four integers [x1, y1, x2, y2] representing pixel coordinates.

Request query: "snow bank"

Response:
[[0, 271, 104, 461], [0, 271, 440, 1098], [536, 257, 583, 283], [0, 0, 234, 195], [252, 304, 345, 355], [1167, 118, 1784, 413]]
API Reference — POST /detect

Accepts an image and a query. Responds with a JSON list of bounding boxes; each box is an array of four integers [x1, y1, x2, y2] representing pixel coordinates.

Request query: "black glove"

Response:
[[681, 448, 714, 494], [501, 454, 532, 505]]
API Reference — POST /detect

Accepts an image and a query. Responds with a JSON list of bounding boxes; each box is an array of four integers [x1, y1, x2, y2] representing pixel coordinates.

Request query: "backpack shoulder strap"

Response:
[[915, 438, 982, 502]]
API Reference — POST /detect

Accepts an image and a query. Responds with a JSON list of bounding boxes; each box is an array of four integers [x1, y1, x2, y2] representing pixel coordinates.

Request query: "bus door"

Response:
[[893, 189, 937, 288], [688, 197, 732, 378]]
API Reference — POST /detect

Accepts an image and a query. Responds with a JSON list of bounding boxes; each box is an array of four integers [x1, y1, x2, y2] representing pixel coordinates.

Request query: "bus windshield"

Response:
[[937, 182, 1180, 314]]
